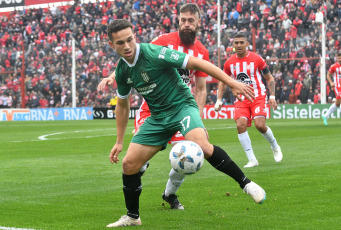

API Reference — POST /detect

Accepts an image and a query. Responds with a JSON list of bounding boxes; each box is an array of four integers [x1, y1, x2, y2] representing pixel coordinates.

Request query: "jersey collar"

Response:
[[122, 43, 140, 67]]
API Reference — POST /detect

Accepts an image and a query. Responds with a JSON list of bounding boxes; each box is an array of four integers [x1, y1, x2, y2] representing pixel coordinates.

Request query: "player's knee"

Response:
[[237, 123, 247, 133], [254, 121, 266, 132], [122, 157, 141, 175], [200, 143, 214, 159]]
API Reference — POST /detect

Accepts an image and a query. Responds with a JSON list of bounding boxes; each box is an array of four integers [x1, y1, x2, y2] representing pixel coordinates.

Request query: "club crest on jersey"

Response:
[[140, 71, 150, 82], [236, 72, 252, 85]]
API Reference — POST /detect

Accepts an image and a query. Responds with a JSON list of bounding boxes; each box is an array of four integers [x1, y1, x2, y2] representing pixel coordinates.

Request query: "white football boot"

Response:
[[243, 181, 266, 204], [243, 160, 259, 168], [272, 146, 283, 162], [106, 215, 142, 228]]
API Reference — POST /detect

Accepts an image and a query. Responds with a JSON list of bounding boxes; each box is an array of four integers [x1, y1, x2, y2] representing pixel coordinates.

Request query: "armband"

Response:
[[269, 96, 276, 100]]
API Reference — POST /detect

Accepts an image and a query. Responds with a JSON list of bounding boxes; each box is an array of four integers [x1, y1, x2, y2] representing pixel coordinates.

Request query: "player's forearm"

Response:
[[326, 73, 333, 85], [265, 73, 275, 96], [187, 56, 238, 89], [109, 71, 116, 80], [217, 81, 226, 101], [115, 98, 130, 144], [195, 90, 206, 117]]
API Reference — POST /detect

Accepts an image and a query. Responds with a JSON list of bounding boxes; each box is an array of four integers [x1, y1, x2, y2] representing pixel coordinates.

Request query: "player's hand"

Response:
[[214, 99, 223, 111], [231, 82, 255, 102], [97, 77, 114, 92], [109, 143, 123, 164], [269, 98, 277, 110], [330, 82, 335, 89]]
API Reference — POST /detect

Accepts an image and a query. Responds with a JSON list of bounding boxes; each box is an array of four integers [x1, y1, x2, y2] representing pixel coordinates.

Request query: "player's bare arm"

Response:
[[97, 71, 116, 92], [186, 56, 255, 102], [215, 81, 227, 111], [326, 72, 335, 88], [264, 72, 277, 110], [109, 96, 130, 164], [194, 77, 207, 117]]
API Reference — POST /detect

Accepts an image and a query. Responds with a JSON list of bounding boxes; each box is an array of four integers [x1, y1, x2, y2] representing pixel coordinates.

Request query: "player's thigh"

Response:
[[234, 101, 251, 129], [184, 128, 213, 158], [250, 96, 267, 118], [123, 142, 162, 174], [335, 87, 341, 103], [253, 116, 267, 130], [167, 105, 205, 137], [132, 116, 173, 149]]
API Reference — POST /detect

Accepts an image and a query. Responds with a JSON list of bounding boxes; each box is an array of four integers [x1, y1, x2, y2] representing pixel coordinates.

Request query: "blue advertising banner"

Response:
[[0, 107, 93, 121]]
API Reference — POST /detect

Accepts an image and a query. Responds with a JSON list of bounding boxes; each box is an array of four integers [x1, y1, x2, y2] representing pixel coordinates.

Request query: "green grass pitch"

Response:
[[1, 119, 341, 229]]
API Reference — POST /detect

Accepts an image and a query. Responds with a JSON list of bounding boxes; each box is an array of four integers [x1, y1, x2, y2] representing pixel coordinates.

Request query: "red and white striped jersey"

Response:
[[328, 62, 341, 88], [224, 51, 267, 98], [151, 31, 209, 85]]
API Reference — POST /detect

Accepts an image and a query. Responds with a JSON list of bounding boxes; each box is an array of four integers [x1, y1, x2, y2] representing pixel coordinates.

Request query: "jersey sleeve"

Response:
[[146, 43, 189, 70], [328, 64, 335, 74], [257, 54, 268, 71], [223, 60, 232, 76], [115, 64, 131, 99]]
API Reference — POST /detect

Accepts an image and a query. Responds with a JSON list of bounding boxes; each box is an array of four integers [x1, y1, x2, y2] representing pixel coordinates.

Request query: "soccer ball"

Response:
[[169, 141, 204, 175]]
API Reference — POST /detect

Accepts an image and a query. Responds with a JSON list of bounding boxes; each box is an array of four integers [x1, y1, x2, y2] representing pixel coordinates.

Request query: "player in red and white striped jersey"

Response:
[[322, 52, 341, 126], [215, 33, 283, 167]]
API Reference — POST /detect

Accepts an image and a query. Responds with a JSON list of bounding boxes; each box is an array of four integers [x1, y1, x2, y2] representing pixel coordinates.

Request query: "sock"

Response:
[[261, 126, 279, 149], [207, 145, 251, 189], [122, 173, 142, 219], [325, 103, 337, 118], [139, 161, 149, 176], [238, 131, 257, 162], [164, 168, 185, 196]]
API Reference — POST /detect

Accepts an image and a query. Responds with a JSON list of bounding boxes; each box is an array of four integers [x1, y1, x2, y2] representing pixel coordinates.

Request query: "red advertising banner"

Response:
[[203, 105, 270, 119], [25, 0, 71, 6]]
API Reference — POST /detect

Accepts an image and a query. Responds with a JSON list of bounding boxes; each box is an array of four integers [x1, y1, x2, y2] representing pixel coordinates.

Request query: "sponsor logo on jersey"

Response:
[[177, 69, 191, 84], [158, 47, 167, 59], [236, 72, 252, 85], [140, 71, 150, 82], [170, 52, 179, 60]]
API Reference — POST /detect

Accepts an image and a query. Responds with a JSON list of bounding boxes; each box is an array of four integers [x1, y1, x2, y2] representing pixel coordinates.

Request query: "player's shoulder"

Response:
[[194, 40, 208, 53], [226, 53, 238, 63], [330, 62, 340, 69], [151, 32, 178, 44]]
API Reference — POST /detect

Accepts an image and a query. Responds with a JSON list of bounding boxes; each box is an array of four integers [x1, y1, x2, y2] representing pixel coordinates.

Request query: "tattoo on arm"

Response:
[[269, 81, 275, 95]]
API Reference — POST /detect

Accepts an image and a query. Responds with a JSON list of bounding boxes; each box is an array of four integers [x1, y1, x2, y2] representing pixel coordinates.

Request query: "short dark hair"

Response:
[[337, 52, 341, 57], [233, 32, 247, 40], [180, 3, 201, 18], [107, 19, 133, 41]]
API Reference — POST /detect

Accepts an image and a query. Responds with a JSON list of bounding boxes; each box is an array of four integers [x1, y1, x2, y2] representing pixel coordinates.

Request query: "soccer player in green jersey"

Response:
[[105, 19, 266, 228]]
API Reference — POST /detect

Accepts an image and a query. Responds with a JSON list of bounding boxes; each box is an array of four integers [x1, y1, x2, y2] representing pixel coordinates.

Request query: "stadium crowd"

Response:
[[0, 0, 340, 109]]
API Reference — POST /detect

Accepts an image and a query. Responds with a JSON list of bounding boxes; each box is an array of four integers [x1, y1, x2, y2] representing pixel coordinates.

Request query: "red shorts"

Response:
[[134, 101, 185, 143], [334, 87, 341, 100], [233, 96, 267, 127]]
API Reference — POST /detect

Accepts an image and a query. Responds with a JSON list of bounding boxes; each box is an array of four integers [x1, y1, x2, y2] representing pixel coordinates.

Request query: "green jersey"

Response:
[[115, 43, 198, 119]]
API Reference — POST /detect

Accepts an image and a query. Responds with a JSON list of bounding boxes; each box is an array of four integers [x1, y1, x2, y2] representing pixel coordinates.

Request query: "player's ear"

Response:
[[108, 41, 115, 51]]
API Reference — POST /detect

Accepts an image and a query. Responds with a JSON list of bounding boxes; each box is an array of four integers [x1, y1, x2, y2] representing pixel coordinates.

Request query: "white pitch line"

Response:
[[7, 126, 234, 143], [38, 132, 66, 140], [0, 226, 40, 230]]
